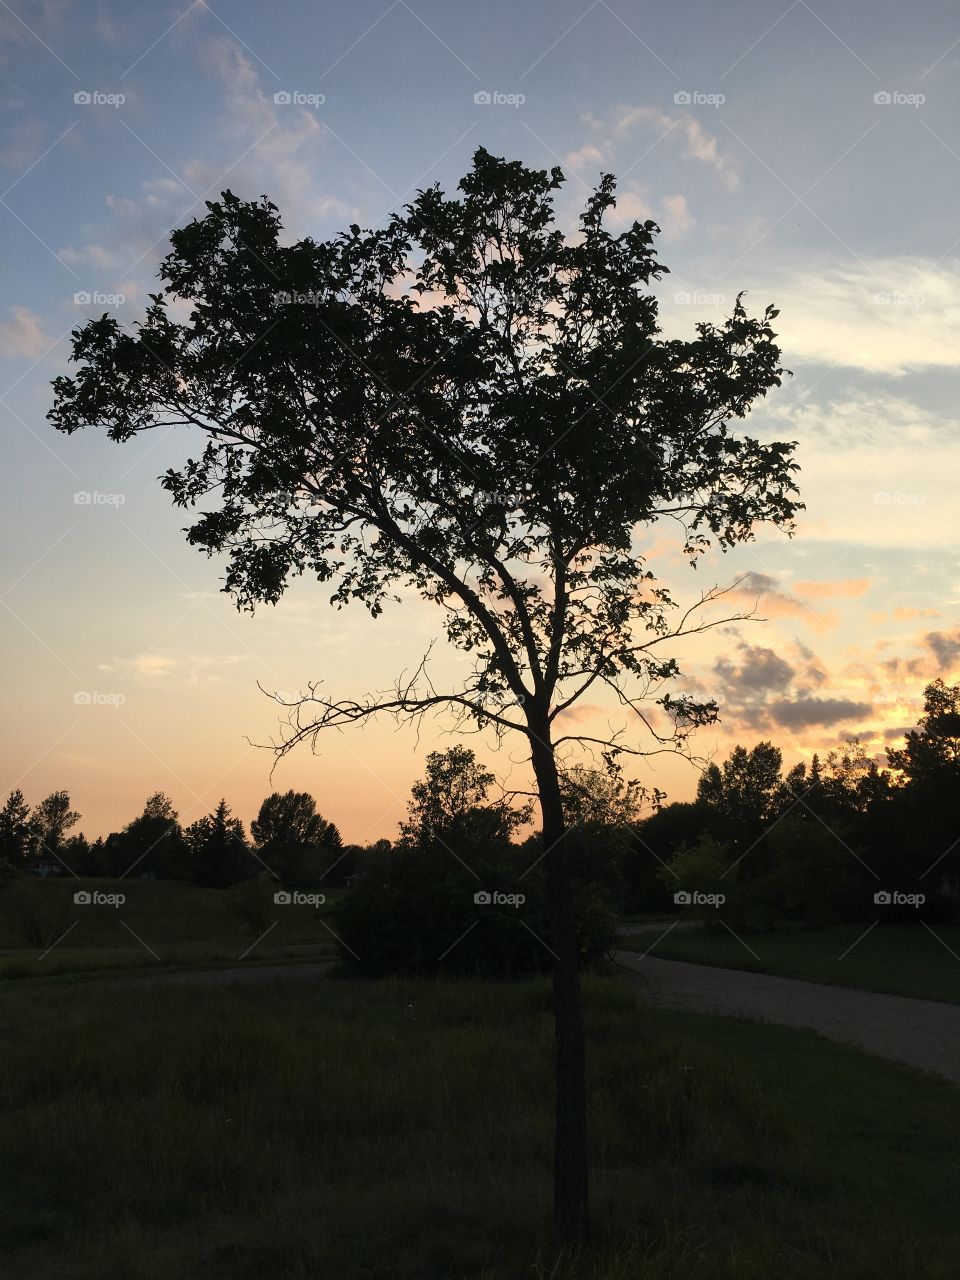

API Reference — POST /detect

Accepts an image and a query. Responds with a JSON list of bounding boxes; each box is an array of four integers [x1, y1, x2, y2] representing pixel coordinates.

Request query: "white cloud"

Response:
[[0, 306, 51, 357], [751, 256, 960, 374], [764, 390, 960, 550], [612, 105, 739, 191]]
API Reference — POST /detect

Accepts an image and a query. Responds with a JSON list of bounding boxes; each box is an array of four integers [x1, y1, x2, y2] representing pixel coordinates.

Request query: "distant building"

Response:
[[27, 853, 63, 878]]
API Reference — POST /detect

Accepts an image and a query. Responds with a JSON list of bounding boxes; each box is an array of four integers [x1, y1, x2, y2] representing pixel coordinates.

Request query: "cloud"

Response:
[[761, 391, 960, 551], [768, 697, 872, 729], [728, 571, 836, 633], [564, 143, 605, 171], [747, 256, 960, 374], [793, 578, 871, 600], [56, 34, 353, 294], [611, 188, 693, 240], [611, 105, 739, 191], [0, 306, 51, 357], [713, 642, 794, 701]]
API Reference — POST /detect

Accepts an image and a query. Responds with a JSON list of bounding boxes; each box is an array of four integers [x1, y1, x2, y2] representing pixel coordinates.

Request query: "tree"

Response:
[[114, 792, 191, 879], [186, 799, 249, 888], [400, 745, 528, 848], [28, 791, 80, 863], [888, 680, 960, 893], [50, 150, 800, 1240], [696, 741, 783, 855], [0, 790, 32, 865], [251, 789, 342, 886]]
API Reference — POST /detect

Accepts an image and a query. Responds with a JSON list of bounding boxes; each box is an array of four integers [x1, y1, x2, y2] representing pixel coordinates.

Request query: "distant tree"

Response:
[[187, 799, 249, 888], [697, 742, 783, 854], [888, 680, 960, 893], [623, 801, 714, 914], [115, 792, 191, 879], [251, 789, 341, 886], [400, 746, 529, 850], [50, 149, 801, 1241], [28, 791, 80, 863], [0, 790, 32, 865]]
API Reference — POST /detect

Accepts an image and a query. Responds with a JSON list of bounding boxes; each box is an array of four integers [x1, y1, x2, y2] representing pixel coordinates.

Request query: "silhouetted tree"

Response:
[[0, 790, 32, 865], [28, 791, 80, 865], [187, 799, 249, 888], [251, 789, 342, 886], [113, 792, 191, 879], [888, 679, 960, 894], [50, 149, 800, 1240]]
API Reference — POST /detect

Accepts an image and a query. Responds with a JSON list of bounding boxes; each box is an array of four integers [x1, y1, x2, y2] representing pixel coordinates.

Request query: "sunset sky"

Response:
[[1, 0, 958, 844]]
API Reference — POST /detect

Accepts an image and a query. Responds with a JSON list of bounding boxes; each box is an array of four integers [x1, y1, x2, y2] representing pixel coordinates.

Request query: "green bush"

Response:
[[223, 873, 276, 937], [335, 834, 616, 978]]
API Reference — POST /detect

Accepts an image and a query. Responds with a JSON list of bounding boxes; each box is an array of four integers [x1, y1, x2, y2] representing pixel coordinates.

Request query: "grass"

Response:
[[0, 968, 957, 1278], [0, 879, 342, 980], [618, 922, 960, 1004]]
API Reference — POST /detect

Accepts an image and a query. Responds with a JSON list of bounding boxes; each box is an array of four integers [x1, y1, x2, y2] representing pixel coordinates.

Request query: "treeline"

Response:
[[0, 788, 382, 890], [2, 679, 957, 948], [648, 677, 960, 927]]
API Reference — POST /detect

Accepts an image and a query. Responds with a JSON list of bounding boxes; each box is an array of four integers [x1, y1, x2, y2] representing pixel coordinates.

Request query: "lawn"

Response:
[[618, 922, 960, 1004], [0, 968, 957, 1278], [0, 879, 342, 980]]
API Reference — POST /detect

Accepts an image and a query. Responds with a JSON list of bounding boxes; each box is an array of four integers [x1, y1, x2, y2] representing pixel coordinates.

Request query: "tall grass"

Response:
[[1, 971, 957, 1278]]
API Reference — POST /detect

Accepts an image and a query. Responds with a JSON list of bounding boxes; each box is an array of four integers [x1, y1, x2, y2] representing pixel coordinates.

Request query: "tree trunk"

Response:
[[528, 713, 590, 1243]]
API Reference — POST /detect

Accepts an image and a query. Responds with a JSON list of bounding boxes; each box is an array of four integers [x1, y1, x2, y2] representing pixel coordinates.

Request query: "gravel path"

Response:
[[615, 950, 960, 1085]]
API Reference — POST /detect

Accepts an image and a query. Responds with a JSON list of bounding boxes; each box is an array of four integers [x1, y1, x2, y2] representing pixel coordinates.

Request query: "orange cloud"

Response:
[[793, 578, 871, 599]]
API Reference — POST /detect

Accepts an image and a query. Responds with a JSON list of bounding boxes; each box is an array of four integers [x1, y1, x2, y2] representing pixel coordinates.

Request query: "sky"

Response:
[[1, 0, 958, 844]]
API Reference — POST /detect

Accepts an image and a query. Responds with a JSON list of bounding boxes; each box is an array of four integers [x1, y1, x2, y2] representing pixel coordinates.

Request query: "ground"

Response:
[[2, 967, 959, 1279]]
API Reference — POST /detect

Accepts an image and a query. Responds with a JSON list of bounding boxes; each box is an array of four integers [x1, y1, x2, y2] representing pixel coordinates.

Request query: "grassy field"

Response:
[[1, 968, 957, 1279], [0, 879, 342, 980], [619, 922, 960, 1004]]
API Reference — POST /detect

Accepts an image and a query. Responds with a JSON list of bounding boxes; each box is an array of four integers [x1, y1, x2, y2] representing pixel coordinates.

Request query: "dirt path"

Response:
[[615, 950, 960, 1085]]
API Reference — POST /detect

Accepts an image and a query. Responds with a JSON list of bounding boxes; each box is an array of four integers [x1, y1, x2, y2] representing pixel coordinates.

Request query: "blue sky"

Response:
[[1, 0, 959, 840]]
